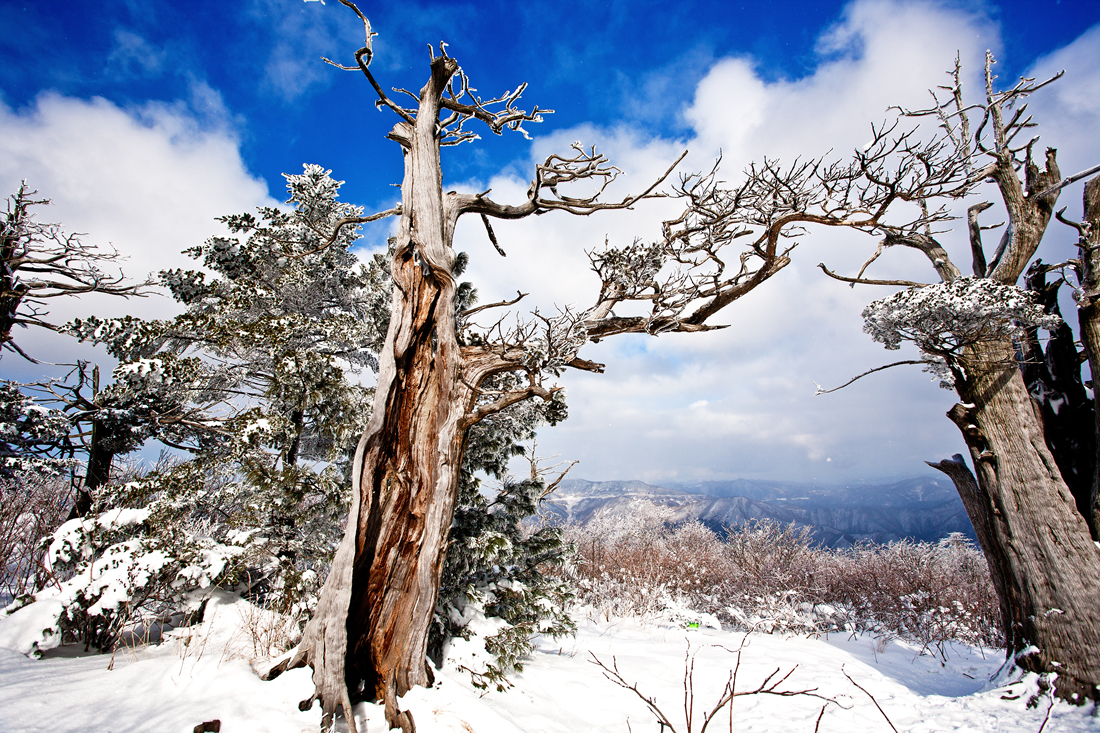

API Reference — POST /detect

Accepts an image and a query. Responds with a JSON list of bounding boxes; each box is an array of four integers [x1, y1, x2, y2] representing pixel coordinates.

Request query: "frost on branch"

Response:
[[862, 278, 1062, 387]]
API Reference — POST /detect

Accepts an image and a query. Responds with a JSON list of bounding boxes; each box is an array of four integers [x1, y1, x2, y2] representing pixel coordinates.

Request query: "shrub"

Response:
[[564, 518, 1002, 653]]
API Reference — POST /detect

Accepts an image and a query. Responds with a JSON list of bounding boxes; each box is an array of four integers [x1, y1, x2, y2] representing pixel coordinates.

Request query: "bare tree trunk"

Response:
[[945, 339, 1100, 701], [272, 55, 472, 733], [1021, 262, 1096, 537], [926, 454, 1013, 634]]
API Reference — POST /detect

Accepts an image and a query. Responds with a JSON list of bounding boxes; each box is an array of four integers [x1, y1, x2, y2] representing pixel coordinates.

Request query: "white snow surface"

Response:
[[1, 595, 1097, 732]]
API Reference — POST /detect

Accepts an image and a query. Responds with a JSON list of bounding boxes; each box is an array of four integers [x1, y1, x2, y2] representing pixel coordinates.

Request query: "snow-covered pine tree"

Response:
[[63, 165, 386, 617], [432, 387, 575, 690]]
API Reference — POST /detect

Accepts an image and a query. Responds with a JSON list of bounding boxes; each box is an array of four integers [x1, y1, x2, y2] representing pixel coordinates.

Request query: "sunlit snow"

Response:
[[2, 593, 1097, 732]]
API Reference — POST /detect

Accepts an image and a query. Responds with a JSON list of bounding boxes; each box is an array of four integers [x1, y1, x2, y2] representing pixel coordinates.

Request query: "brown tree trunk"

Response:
[[1021, 262, 1096, 537], [272, 55, 477, 733], [945, 339, 1100, 702]]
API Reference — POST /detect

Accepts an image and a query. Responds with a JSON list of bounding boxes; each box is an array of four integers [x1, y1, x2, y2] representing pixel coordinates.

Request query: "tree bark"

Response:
[[945, 338, 1100, 701], [926, 453, 1013, 633], [272, 55, 479, 733], [1021, 263, 1096, 537]]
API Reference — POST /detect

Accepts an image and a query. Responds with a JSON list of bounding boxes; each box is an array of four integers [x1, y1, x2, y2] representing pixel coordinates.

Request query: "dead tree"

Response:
[[820, 53, 1100, 702], [0, 183, 150, 361], [263, 3, 859, 730]]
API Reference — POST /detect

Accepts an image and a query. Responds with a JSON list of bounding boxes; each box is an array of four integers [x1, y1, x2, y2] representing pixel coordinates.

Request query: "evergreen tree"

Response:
[[432, 391, 576, 690], [64, 165, 386, 614]]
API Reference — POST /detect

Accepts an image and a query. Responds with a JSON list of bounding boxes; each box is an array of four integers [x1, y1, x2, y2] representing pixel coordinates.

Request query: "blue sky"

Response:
[[2, 0, 1099, 484]]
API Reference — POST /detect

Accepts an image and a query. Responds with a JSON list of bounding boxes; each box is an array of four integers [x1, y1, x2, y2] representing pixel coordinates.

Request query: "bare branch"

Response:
[[2, 182, 153, 359], [842, 667, 899, 733], [817, 263, 928, 288], [480, 213, 506, 256], [967, 201, 994, 276], [289, 206, 402, 260], [813, 360, 929, 395], [454, 147, 687, 221], [327, 0, 417, 127], [1034, 163, 1100, 200], [460, 291, 526, 319]]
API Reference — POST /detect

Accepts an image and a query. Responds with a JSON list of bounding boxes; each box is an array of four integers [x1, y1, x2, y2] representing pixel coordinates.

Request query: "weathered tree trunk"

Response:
[[1075, 176, 1100, 538], [926, 453, 1013, 629], [944, 339, 1100, 701], [273, 55, 476, 733]]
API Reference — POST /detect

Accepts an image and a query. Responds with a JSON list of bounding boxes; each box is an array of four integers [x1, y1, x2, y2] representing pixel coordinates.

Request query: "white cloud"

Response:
[[0, 92, 275, 370], [486, 0, 1100, 484], [685, 0, 997, 169], [106, 29, 168, 80]]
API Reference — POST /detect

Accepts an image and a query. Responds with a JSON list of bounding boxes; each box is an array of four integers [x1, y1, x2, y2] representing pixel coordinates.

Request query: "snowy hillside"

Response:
[[545, 478, 975, 546], [1, 593, 1096, 733]]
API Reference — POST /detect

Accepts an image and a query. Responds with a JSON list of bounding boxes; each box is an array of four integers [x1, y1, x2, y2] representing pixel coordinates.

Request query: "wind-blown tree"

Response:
[[817, 54, 1100, 702], [1, 182, 151, 362], [263, 4, 937, 731]]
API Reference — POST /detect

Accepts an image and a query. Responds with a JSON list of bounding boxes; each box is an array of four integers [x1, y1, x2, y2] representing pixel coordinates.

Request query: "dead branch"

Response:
[[817, 263, 929, 288], [1034, 163, 1100, 200], [461, 291, 526, 319], [454, 147, 687, 222], [813, 360, 929, 395], [590, 638, 836, 733], [967, 201, 994, 276], [841, 666, 898, 733], [2, 182, 153, 359], [480, 213, 506, 256]]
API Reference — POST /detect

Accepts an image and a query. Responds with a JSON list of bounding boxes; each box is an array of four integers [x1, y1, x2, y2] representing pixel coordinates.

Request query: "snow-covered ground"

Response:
[[1, 594, 1097, 733]]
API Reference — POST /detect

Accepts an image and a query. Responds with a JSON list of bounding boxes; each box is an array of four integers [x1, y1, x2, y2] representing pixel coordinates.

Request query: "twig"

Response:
[[814, 361, 928, 395], [842, 666, 898, 733], [1036, 691, 1055, 733], [818, 263, 929, 288]]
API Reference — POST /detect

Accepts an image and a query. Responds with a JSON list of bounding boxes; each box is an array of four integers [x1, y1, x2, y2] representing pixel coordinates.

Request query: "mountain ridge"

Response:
[[544, 476, 974, 547]]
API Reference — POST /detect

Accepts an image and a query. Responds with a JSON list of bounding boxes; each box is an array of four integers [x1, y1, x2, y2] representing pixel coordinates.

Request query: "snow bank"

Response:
[[1, 597, 1098, 732]]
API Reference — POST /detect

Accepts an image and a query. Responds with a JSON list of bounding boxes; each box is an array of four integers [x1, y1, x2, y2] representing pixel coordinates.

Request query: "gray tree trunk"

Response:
[[944, 338, 1100, 701]]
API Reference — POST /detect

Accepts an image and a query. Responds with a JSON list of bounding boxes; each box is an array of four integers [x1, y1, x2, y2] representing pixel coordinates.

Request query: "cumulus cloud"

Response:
[[0, 92, 275, 372], [461, 1, 1100, 483]]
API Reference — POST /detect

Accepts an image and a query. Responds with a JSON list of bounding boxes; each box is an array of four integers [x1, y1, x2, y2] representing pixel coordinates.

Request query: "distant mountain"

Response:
[[544, 477, 974, 547], [663, 476, 960, 509]]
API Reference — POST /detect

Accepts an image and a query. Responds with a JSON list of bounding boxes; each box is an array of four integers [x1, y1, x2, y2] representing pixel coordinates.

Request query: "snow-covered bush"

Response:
[[862, 277, 1062, 388], [1, 501, 244, 656], [0, 472, 72, 603], [563, 518, 1001, 653], [820, 533, 1002, 652], [563, 512, 733, 622]]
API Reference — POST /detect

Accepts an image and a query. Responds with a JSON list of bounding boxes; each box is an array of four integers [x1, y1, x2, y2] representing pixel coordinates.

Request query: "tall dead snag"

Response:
[[821, 54, 1100, 702], [264, 3, 844, 730]]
